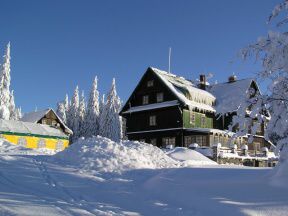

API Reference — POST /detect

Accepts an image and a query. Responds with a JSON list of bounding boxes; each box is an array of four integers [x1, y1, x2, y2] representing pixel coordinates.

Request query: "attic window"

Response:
[[190, 112, 196, 125], [156, 92, 164, 102], [143, 95, 149, 105], [147, 80, 154, 87]]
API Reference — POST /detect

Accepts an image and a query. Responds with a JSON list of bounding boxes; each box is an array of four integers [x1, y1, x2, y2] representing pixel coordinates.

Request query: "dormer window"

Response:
[[156, 92, 164, 102], [147, 80, 154, 87], [143, 95, 149, 105]]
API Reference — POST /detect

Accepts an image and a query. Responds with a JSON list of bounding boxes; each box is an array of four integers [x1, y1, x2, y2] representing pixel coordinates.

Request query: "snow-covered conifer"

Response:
[[99, 78, 122, 142], [70, 86, 80, 142], [78, 91, 86, 138], [15, 107, 22, 120], [56, 101, 66, 124], [84, 77, 100, 137], [9, 90, 17, 120], [0, 42, 11, 120]]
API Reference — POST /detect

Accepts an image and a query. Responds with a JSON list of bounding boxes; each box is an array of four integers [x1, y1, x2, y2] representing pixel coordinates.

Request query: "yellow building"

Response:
[[0, 109, 73, 151]]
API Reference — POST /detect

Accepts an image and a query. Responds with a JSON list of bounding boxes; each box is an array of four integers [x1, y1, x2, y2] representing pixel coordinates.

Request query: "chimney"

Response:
[[228, 75, 237, 83], [199, 74, 206, 90]]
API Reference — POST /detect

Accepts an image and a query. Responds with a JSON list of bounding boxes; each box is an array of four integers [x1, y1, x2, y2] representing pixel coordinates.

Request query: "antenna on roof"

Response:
[[168, 47, 171, 73]]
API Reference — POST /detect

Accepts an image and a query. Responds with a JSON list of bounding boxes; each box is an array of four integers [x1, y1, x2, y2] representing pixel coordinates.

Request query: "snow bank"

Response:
[[0, 138, 57, 155], [271, 146, 288, 188], [53, 136, 179, 173], [166, 147, 217, 166]]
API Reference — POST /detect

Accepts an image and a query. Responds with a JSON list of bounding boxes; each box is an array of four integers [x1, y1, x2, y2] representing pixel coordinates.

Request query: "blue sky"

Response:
[[0, 0, 280, 113]]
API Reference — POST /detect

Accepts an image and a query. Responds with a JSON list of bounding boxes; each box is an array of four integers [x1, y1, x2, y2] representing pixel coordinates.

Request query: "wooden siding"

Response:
[[183, 110, 213, 129], [124, 106, 182, 133], [121, 68, 180, 113]]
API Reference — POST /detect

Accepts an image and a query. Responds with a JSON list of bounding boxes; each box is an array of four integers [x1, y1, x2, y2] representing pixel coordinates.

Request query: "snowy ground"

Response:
[[0, 138, 287, 216]]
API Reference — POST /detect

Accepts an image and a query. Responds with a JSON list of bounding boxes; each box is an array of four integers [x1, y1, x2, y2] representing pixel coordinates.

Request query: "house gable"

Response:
[[120, 67, 181, 114]]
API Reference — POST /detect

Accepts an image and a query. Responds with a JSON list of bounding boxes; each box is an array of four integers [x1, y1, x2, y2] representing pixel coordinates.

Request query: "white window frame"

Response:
[[190, 112, 196, 125], [156, 92, 164, 103], [149, 115, 156, 126], [201, 115, 206, 127], [143, 95, 149, 105]]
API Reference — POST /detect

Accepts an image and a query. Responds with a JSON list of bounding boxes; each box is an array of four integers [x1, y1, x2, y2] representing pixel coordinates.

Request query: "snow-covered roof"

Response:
[[208, 79, 254, 113], [21, 109, 50, 123], [21, 108, 73, 135], [122, 100, 179, 114], [0, 119, 68, 138], [151, 67, 216, 113]]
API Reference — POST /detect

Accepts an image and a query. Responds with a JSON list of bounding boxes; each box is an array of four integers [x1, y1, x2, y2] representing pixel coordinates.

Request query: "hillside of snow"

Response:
[[0, 137, 287, 215]]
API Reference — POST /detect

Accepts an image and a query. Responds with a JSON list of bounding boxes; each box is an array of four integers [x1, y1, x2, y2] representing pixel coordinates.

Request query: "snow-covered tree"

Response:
[[84, 77, 100, 137], [56, 101, 66, 124], [9, 90, 17, 120], [15, 107, 22, 120], [63, 94, 69, 124], [0, 42, 11, 120], [78, 91, 86, 137], [99, 78, 122, 142], [220, 0, 288, 184], [69, 86, 80, 142]]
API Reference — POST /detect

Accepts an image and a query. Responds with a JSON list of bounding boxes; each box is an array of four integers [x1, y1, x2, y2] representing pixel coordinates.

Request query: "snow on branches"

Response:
[[57, 77, 122, 143], [0, 42, 20, 120]]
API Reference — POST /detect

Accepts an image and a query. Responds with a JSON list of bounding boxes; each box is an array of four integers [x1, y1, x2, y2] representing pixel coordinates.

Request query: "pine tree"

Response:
[[99, 78, 122, 142], [9, 90, 17, 120], [56, 101, 66, 123], [64, 94, 69, 123], [78, 91, 86, 138], [84, 77, 100, 137], [0, 42, 11, 120], [70, 86, 80, 142], [15, 107, 22, 120]]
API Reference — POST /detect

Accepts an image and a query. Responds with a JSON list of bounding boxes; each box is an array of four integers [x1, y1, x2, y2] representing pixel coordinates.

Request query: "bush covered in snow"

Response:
[[53, 136, 179, 173]]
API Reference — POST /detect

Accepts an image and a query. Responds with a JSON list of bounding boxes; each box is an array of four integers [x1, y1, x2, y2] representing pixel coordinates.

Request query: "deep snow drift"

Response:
[[53, 136, 179, 173], [166, 147, 217, 166]]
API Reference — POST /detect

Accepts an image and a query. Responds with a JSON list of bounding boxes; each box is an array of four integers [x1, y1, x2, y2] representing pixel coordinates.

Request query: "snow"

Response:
[[0, 137, 287, 215], [21, 108, 73, 135], [122, 100, 179, 113], [0, 119, 68, 138], [166, 147, 217, 166], [21, 109, 50, 123], [53, 136, 178, 173], [209, 78, 253, 114], [0, 138, 57, 155], [151, 67, 216, 113]]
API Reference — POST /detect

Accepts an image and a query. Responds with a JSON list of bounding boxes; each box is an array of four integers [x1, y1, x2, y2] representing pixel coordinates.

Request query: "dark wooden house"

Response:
[[120, 67, 271, 151]]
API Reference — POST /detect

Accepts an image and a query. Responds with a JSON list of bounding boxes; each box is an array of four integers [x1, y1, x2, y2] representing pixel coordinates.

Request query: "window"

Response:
[[254, 142, 261, 152], [162, 137, 176, 147], [143, 95, 149, 105], [18, 137, 27, 147], [147, 80, 154, 87], [156, 92, 164, 102], [201, 115, 206, 127], [150, 138, 157, 146], [42, 119, 47, 124], [190, 112, 196, 125], [52, 120, 57, 127], [184, 136, 196, 146], [56, 140, 64, 151], [37, 139, 46, 148], [149, 115, 156, 126], [139, 139, 146, 142]]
